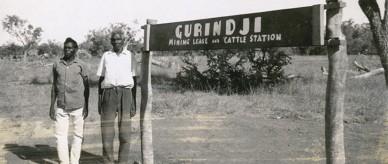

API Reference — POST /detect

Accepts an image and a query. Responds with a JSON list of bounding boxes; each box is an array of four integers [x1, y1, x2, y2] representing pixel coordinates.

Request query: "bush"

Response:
[[0, 43, 24, 59], [175, 48, 292, 94], [77, 49, 92, 60], [81, 23, 142, 56], [37, 40, 62, 57]]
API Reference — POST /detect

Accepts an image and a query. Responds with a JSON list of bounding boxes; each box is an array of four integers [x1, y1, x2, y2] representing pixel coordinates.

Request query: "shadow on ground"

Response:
[[3, 144, 104, 164]]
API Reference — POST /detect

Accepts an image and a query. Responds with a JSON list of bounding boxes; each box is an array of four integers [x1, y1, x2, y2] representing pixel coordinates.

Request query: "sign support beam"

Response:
[[324, 0, 347, 164], [140, 19, 157, 164]]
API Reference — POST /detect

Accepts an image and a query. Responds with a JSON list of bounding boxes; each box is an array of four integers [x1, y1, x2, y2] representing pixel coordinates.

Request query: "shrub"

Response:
[[0, 43, 24, 59], [81, 23, 142, 56], [37, 40, 62, 57], [175, 48, 291, 94], [77, 49, 92, 60]]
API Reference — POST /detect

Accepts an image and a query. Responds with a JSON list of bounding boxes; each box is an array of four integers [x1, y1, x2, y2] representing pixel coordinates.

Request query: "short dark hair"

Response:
[[64, 37, 78, 49], [111, 29, 125, 40]]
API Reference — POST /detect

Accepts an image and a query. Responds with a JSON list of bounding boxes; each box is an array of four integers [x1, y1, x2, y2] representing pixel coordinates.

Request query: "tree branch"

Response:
[[359, 0, 383, 30], [353, 60, 370, 72], [359, 0, 385, 52], [351, 68, 384, 79], [13, 32, 26, 46], [385, 0, 388, 26], [321, 65, 383, 78], [359, 0, 382, 23]]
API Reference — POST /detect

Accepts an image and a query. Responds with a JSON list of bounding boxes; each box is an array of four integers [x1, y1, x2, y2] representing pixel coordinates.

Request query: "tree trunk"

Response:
[[359, 0, 388, 86], [325, 1, 347, 164], [375, 33, 388, 86], [23, 49, 28, 62], [359, 0, 388, 162]]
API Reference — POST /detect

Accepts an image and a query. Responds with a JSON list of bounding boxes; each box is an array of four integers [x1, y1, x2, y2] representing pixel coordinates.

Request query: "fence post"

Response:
[[140, 19, 157, 164], [325, 0, 347, 164]]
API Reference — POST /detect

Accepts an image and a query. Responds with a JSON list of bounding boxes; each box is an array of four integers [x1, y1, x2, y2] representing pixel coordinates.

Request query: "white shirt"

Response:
[[96, 50, 137, 88]]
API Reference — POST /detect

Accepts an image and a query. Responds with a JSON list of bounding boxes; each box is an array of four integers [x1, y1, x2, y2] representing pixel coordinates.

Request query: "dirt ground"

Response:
[[0, 109, 386, 164]]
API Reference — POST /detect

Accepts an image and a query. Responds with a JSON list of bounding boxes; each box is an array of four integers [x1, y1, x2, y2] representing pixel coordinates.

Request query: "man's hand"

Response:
[[130, 105, 136, 117], [49, 105, 56, 121], [83, 105, 88, 119]]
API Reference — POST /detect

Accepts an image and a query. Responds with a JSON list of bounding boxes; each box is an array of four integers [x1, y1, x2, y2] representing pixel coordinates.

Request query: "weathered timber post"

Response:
[[325, 1, 347, 164], [140, 19, 157, 164]]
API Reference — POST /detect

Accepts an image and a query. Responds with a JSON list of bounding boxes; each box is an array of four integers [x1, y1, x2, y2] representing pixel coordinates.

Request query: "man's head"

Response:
[[111, 30, 125, 53], [63, 37, 78, 59]]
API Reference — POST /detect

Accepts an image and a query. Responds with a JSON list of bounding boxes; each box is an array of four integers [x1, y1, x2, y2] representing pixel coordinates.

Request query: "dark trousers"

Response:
[[100, 87, 134, 164]]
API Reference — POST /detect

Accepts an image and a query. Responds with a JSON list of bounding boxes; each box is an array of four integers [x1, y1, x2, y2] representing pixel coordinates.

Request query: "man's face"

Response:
[[64, 42, 77, 58], [111, 33, 124, 53]]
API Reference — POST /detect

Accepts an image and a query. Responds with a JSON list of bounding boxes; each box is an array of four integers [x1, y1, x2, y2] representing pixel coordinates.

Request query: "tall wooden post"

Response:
[[325, 1, 347, 164], [141, 19, 157, 164]]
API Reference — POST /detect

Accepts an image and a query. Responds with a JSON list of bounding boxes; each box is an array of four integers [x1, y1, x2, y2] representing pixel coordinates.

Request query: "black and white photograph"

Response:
[[0, 0, 388, 163]]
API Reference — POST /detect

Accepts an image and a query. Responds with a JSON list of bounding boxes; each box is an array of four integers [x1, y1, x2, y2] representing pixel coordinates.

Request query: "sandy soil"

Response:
[[0, 112, 385, 164]]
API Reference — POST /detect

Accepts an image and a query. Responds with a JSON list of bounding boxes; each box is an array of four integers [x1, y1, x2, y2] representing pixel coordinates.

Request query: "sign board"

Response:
[[147, 5, 324, 51]]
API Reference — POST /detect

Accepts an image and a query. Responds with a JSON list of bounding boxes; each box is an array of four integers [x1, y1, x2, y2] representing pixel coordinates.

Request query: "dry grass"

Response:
[[1, 54, 387, 164], [0, 55, 385, 124]]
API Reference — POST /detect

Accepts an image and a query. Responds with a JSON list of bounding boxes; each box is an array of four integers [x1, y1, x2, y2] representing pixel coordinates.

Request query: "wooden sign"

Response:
[[147, 4, 324, 51]]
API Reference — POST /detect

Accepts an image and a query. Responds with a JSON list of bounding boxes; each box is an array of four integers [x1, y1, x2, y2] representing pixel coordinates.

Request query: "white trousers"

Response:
[[55, 107, 84, 164]]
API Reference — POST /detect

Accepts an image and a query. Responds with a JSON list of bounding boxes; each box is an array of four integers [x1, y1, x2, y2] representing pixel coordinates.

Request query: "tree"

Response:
[[0, 43, 24, 60], [37, 40, 62, 57], [2, 15, 43, 62], [81, 23, 141, 56], [341, 19, 375, 54], [359, 0, 388, 163], [359, 0, 388, 84]]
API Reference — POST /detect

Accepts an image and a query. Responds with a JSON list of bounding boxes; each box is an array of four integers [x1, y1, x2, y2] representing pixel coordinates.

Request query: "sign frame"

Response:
[[145, 4, 325, 51]]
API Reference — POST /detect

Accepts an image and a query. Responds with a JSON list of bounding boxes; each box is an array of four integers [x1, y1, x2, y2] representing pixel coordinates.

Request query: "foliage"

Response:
[[0, 43, 24, 59], [2, 15, 43, 61], [298, 46, 327, 56], [175, 49, 291, 94], [81, 23, 142, 56], [341, 19, 375, 54], [37, 40, 62, 57], [295, 19, 375, 56]]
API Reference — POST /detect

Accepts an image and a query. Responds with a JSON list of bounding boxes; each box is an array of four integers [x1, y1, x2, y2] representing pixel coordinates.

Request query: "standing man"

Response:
[[49, 37, 89, 164], [97, 30, 137, 164]]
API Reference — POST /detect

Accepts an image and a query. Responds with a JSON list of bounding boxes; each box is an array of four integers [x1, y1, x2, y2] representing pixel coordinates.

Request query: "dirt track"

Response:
[[0, 112, 384, 164]]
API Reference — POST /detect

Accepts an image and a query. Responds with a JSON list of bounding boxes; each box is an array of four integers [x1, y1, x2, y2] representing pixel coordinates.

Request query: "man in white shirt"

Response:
[[96, 30, 137, 164]]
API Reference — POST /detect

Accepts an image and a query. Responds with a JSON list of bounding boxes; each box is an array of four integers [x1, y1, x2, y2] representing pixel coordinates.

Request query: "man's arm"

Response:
[[49, 66, 57, 121], [83, 76, 89, 119], [96, 53, 105, 115], [131, 76, 137, 117], [98, 76, 104, 115], [131, 52, 138, 117]]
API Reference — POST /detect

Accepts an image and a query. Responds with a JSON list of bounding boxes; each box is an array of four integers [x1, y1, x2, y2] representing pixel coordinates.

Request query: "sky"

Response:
[[0, 0, 385, 45]]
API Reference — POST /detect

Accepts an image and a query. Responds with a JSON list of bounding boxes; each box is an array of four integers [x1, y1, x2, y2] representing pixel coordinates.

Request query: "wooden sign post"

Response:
[[140, 19, 157, 164], [325, 0, 347, 164]]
